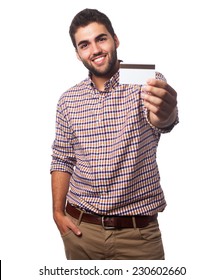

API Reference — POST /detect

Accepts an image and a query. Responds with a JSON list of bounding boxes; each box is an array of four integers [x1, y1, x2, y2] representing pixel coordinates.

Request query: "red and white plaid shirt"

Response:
[[50, 71, 178, 215]]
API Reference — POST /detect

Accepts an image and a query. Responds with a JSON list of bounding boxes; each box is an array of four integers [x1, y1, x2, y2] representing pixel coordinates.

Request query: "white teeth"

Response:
[[94, 57, 104, 62]]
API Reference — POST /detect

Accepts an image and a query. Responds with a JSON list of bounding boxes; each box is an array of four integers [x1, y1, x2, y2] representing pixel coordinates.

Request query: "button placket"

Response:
[[95, 93, 108, 193]]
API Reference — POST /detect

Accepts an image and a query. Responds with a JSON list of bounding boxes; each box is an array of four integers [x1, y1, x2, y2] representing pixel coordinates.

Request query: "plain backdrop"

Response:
[[0, 0, 223, 279]]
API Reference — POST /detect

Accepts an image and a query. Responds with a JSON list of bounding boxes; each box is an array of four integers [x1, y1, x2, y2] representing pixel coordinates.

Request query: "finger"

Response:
[[141, 85, 167, 100], [142, 87, 177, 108], [143, 85, 172, 100], [142, 91, 165, 105], [68, 220, 82, 236], [143, 101, 168, 119], [142, 92, 175, 114], [58, 215, 82, 236], [142, 86, 171, 103], [145, 79, 177, 97], [142, 93, 175, 119]]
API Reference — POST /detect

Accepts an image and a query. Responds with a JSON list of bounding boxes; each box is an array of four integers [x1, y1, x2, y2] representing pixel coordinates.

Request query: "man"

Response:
[[50, 8, 178, 260]]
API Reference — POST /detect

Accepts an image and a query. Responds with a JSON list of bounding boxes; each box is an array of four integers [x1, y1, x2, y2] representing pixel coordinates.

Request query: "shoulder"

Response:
[[58, 79, 89, 104]]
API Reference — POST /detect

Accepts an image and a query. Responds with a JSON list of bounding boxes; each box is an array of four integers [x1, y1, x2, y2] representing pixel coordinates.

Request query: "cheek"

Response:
[[76, 51, 89, 62]]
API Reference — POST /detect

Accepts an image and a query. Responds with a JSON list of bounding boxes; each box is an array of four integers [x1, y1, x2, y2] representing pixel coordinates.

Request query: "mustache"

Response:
[[91, 52, 105, 59]]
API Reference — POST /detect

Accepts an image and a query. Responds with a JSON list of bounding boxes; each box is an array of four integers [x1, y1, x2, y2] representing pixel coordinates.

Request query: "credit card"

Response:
[[119, 63, 155, 85]]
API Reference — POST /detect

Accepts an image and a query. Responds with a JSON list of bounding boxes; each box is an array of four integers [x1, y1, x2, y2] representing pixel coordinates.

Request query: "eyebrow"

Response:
[[77, 33, 108, 47]]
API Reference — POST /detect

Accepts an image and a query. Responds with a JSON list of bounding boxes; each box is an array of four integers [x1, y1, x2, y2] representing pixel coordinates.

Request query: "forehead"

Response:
[[74, 22, 110, 43]]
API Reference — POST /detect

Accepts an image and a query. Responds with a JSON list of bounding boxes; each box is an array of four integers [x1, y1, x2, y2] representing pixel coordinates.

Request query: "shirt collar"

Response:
[[84, 70, 120, 92]]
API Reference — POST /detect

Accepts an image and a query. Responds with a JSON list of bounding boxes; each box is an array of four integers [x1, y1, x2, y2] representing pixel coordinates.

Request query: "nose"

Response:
[[91, 42, 102, 54]]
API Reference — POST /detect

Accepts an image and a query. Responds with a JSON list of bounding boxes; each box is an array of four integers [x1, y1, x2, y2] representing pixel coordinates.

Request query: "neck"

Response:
[[91, 61, 119, 91], [92, 76, 109, 91]]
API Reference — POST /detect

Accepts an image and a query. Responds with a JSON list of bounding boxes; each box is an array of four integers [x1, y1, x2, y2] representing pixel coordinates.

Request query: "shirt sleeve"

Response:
[[50, 98, 76, 174], [143, 71, 179, 134]]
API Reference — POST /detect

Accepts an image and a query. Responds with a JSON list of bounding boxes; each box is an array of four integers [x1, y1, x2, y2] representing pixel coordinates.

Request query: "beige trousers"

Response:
[[61, 212, 165, 260]]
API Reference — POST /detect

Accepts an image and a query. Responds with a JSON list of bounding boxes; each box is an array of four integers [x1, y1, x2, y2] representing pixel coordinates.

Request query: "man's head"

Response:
[[69, 8, 116, 50], [69, 8, 120, 81]]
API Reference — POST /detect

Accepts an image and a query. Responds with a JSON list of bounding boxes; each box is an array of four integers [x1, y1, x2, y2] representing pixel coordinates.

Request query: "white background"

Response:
[[0, 0, 223, 279]]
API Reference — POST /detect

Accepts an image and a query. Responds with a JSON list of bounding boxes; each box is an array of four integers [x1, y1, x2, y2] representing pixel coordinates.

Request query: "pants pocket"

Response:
[[138, 220, 162, 243], [61, 229, 74, 239]]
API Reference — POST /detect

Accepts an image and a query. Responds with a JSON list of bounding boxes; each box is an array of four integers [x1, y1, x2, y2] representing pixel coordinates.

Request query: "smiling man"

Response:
[[50, 8, 178, 260]]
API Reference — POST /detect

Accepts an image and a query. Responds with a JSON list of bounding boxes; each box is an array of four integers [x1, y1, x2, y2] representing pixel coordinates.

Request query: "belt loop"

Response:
[[77, 210, 84, 226], [132, 217, 137, 229]]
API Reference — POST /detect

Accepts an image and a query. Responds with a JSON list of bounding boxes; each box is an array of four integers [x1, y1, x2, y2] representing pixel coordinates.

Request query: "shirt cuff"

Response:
[[144, 107, 179, 134], [148, 114, 179, 133]]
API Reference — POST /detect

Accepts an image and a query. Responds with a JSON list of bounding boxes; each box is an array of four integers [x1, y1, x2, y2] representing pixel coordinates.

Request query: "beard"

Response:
[[81, 48, 118, 77]]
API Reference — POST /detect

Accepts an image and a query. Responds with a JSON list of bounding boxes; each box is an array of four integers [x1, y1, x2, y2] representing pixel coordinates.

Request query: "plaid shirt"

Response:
[[51, 71, 178, 215]]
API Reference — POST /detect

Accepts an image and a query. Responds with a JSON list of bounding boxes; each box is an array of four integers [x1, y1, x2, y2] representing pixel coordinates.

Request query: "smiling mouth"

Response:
[[92, 55, 107, 65]]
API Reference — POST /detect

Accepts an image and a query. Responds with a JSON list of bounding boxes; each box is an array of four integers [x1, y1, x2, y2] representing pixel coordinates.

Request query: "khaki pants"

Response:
[[61, 212, 165, 260]]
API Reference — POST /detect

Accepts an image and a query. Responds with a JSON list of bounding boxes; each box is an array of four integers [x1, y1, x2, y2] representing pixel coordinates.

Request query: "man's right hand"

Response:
[[53, 211, 82, 236]]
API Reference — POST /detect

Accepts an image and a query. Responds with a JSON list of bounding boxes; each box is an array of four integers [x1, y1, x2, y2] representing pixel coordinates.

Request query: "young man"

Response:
[[51, 8, 178, 260]]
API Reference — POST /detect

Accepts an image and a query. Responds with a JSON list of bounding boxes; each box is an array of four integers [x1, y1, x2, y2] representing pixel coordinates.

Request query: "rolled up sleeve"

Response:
[[50, 99, 76, 175]]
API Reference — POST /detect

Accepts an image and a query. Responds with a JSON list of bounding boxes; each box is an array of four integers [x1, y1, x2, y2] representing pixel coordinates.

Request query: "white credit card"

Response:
[[119, 63, 155, 85]]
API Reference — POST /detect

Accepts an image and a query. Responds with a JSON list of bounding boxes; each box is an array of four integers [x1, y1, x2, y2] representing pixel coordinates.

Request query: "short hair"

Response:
[[69, 8, 115, 49]]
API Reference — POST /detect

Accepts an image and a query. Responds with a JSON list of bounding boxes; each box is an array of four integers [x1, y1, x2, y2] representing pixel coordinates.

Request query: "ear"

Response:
[[114, 34, 120, 48], [76, 50, 81, 61]]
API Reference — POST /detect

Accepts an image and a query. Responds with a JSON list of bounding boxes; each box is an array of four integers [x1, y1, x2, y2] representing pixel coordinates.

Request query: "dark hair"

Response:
[[69, 8, 115, 49]]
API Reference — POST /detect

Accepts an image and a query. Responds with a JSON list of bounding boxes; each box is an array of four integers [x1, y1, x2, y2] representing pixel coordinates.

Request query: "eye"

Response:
[[80, 43, 88, 49], [78, 41, 90, 50], [98, 37, 106, 42]]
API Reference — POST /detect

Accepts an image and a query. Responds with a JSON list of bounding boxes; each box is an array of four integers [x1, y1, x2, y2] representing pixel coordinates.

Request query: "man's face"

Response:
[[74, 22, 119, 78]]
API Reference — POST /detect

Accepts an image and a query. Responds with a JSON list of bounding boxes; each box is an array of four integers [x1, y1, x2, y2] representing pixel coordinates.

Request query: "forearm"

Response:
[[51, 171, 71, 217], [51, 171, 81, 236]]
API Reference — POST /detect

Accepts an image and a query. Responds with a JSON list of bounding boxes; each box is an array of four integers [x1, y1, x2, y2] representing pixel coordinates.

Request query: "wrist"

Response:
[[53, 209, 66, 220]]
